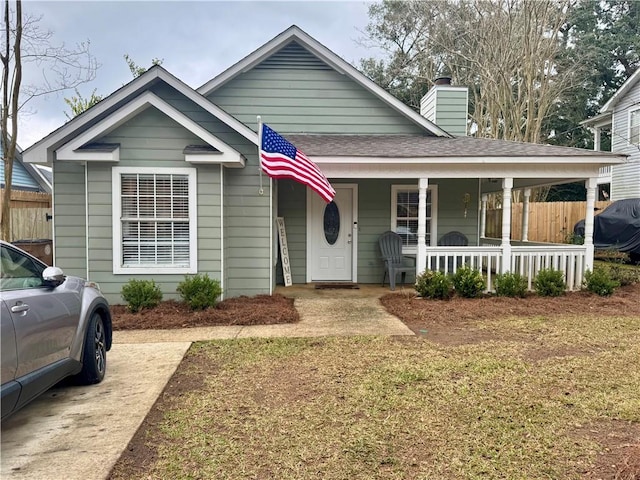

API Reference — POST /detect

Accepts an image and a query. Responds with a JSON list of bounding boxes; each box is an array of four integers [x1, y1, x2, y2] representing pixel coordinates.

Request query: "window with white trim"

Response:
[[391, 185, 437, 252], [630, 108, 640, 145], [112, 167, 197, 274]]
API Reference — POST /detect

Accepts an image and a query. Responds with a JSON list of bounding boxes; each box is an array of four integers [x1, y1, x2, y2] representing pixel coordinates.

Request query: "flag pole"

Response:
[[257, 115, 264, 196]]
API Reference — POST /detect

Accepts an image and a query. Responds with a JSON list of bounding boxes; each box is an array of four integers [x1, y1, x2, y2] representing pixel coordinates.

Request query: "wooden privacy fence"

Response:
[[0, 189, 52, 241], [486, 201, 611, 243]]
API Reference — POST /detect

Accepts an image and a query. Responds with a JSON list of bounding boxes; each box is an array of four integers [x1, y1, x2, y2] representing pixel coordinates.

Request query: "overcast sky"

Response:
[[18, 0, 380, 149]]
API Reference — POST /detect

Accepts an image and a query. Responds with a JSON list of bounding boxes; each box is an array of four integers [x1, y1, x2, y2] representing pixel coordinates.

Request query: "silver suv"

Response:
[[1, 241, 112, 420]]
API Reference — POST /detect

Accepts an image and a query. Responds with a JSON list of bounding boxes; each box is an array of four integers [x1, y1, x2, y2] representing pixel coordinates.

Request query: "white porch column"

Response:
[[584, 177, 597, 272], [501, 178, 513, 273], [593, 127, 601, 151], [417, 178, 429, 274], [521, 188, 531, 242], [480, 194, 488, 238]]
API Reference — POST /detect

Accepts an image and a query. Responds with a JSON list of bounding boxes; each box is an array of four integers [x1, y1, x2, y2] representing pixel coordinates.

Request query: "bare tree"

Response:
[[1, 0, 97, 241], [362, 0, 581, 143]]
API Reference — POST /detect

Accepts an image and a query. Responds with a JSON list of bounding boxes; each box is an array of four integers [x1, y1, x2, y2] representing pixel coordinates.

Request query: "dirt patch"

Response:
[[381, 283, 640, 343], [572, 420, 640, 480], [111, 294, 299, 330]]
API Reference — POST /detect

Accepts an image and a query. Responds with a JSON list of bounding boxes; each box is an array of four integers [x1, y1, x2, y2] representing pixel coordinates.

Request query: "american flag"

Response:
[[259, 124, 336, 203]]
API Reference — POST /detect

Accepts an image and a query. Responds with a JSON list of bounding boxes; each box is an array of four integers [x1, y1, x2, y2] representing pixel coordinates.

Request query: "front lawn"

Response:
[[109, 314, 640, 480]]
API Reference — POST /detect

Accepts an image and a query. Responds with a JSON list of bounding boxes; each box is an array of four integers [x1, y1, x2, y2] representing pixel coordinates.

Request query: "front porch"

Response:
[[418, 177, 599, 292]]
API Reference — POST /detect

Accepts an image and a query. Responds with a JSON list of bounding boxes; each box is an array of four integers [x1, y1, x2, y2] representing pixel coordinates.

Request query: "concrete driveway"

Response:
[[0, 342, 190, 480]]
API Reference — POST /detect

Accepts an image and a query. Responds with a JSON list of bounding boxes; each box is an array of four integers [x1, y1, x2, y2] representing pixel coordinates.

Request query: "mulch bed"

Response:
[[110, 294, 299, 330]]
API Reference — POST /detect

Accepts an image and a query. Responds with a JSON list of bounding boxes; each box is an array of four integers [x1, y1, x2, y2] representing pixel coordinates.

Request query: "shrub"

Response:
[[415, 270, 454, 300], [177, 274, 223, 311], [495, 272, 528, 298], [451, 265, 486, 298], [121, 279, 163, 313], [584, 268, 620, 296], [534, 269, 566, 297]]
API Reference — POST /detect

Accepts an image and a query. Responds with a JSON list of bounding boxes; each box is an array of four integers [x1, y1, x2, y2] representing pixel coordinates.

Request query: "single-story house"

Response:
[[581, 67, 640, 200], [23, 25, 626, 304]]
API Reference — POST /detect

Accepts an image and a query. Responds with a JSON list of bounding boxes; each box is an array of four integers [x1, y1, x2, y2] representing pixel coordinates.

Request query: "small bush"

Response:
[[121, 279, 163, 313], [495, 272, 528, 298], [451, 265, 486, 298], [415, 270, 454, 300], [584, 268, 620, 296], [177, 274, 223, 311], [534, 269, 566, 297]]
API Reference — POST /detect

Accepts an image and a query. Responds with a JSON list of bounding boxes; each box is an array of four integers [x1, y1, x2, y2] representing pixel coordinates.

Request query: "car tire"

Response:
[[76, 312, 107, 385]]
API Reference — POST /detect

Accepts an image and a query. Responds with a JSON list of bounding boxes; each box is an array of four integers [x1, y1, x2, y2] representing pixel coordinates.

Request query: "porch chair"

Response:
[[379, 230, 416, 290], [437, 231, 469, 246], [437, 231, 469, 273]]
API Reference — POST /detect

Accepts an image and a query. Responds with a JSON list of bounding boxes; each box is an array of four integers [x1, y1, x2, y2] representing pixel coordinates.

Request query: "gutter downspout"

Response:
[[85, 162, 89, 280]]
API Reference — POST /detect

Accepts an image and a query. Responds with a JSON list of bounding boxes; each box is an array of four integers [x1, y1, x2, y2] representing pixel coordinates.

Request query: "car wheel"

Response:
[[76, 312, 107, 385]]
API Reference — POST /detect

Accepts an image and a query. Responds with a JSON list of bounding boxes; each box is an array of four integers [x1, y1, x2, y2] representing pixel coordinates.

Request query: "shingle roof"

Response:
[[284, 134, 623, 159]]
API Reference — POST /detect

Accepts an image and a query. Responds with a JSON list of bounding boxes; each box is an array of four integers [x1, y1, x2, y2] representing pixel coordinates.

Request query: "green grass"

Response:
[[111, 317, 640, 480]]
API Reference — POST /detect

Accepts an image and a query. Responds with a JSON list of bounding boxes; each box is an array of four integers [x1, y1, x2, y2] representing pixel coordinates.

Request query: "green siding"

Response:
[[435, 179, 478, 244], [276, 180, 307, 284], [433, 90, 467, 136], [53, 162, 86, 276], [74, 108, 226, 304], [208, 68, 425, 135], [276, 179, 480, 285]]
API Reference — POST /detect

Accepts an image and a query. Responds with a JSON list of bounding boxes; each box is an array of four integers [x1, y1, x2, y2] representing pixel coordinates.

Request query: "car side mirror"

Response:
[[43, 266, 65, 288]]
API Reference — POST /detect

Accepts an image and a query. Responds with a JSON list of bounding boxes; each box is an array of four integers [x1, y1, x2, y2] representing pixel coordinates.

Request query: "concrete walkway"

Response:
[[114, 284, 415, 344], [1, 285, 414, 480]]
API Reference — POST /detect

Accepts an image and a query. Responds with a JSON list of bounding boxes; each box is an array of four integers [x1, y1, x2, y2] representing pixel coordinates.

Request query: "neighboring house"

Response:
[[1, 139, 52, 194], [582, 67, 640, 200], [1, 138, 52, 247], [23, 26, 625, 304]]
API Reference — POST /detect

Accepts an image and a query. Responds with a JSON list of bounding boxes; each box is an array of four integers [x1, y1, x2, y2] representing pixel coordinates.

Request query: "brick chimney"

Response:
[[420, 77, 468, 136]]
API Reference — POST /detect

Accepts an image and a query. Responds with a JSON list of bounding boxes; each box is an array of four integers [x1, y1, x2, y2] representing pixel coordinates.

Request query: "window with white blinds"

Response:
[[112, 167, 197, 274]]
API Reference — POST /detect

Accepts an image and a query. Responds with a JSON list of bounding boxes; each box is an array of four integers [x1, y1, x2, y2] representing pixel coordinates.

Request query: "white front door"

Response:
[[308, 185, 357, 282]]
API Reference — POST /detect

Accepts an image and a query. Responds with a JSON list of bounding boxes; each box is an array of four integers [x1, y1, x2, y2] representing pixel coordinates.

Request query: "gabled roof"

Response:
[[23, 66, 258, 164], [197, 25, 451, 138], [600, 67, 640, 113], [55, 91, 245, 166]]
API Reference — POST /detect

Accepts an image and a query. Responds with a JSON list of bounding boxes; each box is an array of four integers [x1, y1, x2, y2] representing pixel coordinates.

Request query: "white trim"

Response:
[[601, 67, 640, 113], [219, 165, 224, 300], [23, 66, 257, 164], [312, 155, 625, 165], [391, 184, 438, 254], [85, 162, 89, 280], [628, 106, 640, 146], [197, 26, 450, 138], [111, 166, 198, 275], [305, 184, 358, 283], [55, 92, 245, 166], [313, 161, 609, 180]]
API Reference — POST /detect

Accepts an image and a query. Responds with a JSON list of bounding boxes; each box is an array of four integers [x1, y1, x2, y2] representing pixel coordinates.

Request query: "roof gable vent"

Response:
[[255, 41, 331, 70]]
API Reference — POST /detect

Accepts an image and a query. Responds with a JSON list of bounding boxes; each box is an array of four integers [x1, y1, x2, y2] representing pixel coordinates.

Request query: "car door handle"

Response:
[[11, 303, 29, 314]]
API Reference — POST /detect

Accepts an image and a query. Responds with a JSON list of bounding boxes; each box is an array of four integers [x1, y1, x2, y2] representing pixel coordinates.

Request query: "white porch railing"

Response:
[[424, 242, 587, 292], [426, 246, 503, 291]]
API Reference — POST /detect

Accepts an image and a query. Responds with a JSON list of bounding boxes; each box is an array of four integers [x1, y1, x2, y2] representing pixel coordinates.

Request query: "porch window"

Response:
[[112, 167, 197, 274], [391, 185, 436, 251], [631, 108, 640, 145]]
